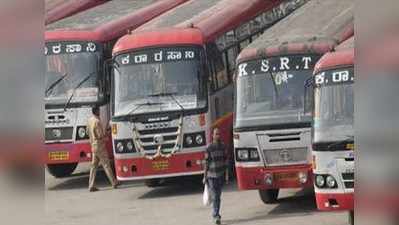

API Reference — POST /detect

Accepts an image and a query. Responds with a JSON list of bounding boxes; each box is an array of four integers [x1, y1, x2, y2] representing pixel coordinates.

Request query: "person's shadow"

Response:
[[222, 188, 317, 225]]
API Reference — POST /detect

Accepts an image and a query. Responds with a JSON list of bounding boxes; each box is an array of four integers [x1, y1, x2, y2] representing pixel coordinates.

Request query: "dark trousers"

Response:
[[208, 176, 224, 218]]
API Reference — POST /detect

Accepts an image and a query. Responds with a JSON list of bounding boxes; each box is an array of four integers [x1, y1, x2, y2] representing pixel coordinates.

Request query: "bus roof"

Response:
[[45, 0, 107, 25], [136, 0, 225, 31], [237, 0, 354, 64], [114, 0, 284, 55], [314, 37, 354, 74], [46, 0, 188, 42]]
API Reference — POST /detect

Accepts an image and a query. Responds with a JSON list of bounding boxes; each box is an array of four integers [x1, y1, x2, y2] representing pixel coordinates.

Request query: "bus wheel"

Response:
[[144, 179, 163, 187], [348, 210, 354, 225], [47, 163, 78, 178], [259, 189, 279, 204]]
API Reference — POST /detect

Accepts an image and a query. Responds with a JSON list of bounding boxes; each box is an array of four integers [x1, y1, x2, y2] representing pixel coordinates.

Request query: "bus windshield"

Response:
[[113, 46, 207, 117], [235, 55, 321, 129], [236, 69, 313, 128], [45, 51, 102, 106], [313, 67, 354, 143]]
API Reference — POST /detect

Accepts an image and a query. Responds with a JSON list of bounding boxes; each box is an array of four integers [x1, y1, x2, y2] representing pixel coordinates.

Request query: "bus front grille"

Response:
[[263, 147, 308, 165], [136, 126, 179, 155]]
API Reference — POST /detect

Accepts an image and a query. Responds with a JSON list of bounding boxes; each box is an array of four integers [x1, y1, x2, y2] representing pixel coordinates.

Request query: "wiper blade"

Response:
[[126, 101, 163, 116], [269, 72, 279, 97], [147, 92, 185, 111], [63, 72, 95, 111], [327, 135, 354, 150], [147, 91, 178, 97], [45, 72, 68, 97]]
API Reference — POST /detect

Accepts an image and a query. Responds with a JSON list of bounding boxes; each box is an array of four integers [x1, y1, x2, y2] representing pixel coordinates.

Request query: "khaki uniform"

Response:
[[87, 115, 116, 189]]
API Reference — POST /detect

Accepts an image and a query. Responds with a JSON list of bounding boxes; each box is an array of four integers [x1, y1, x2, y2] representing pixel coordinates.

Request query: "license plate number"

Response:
[[49, 151, 69, 161], [152, 160, 169, 171], [274, 172, 297, 181]]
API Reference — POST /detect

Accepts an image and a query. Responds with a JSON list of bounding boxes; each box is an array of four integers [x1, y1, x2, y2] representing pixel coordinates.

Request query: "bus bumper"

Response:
[[316, 192, 354, 211], [115, 151, 205, 181], [236, 164, 313, 190], [45, 142, 92, 164]]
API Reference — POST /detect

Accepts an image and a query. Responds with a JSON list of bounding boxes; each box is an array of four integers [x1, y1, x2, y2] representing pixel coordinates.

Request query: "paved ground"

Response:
[[45, 163, 348, 225]]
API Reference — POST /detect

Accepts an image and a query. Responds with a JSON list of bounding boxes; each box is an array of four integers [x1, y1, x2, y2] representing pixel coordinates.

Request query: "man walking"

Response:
[[203, 128, 227, 225], [87, 106, 119, 192]]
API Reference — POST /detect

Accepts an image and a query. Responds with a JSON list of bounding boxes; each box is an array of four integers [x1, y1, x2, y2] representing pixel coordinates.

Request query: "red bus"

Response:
[[312, 37, 354, 224], [44, 0, 188, 178], [45, 0, 108, 25], [234, 0, 353, 204], [110, 0, 305, 186]]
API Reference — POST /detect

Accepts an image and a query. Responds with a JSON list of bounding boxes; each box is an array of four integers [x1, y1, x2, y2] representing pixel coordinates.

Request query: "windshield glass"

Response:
[[45, 41, 102, 105], [235, 55, 320, 128], [313, 67, 354, 143], [113, 46, 206, 117]]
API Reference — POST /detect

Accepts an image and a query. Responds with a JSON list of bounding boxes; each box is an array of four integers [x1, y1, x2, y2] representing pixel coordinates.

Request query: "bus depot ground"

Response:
[[45, 164, 346, 225]]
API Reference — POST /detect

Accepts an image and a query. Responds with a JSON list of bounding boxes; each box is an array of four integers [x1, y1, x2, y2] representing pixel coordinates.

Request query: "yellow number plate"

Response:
[[49, 151, 69, 161], [152, 160, 169, 171], [346, 143, 354, 151], [274, 172, 297, 181]]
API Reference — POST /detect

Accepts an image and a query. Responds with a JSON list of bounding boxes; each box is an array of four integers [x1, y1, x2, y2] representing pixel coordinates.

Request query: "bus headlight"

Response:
[[315, 175, 325, 188], [298, 172, 308, 184], [116, 142, 124, 153], [76, 126, 88, 140], [78, 127, 87, 138], [195, 134, 204, 145], [185, 136, 193, 145], [183, 132, 206, 147], [237, 149, 249, 160], [235, 148, 260, 162], [326, 175, 337, 188], [250, 150, 259, 159], [126, 141, 133, 151]]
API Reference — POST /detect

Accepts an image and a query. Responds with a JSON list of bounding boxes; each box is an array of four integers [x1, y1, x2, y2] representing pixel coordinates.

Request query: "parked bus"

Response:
[[234, 0, 354, 204], [46, 0, 108, 25], [44, 0, 188, 178], [110, 0, 306, 186], [311, 37, 354, 224]]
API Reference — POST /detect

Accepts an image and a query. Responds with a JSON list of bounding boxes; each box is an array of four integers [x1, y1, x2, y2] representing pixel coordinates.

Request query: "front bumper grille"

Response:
[[135, 126, 179, 155], [263, 147, 308, 165]]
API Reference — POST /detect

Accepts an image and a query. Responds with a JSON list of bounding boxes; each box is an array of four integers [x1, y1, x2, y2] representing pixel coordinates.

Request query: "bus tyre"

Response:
[[144, 179, 162, 187], [47, 163, 78, 178], [259, 189, 279, 204], [348, 210, 354, 225]]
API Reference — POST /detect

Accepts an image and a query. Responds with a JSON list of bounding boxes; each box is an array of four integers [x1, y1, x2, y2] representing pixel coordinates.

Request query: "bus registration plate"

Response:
[[49, 151, 69, 161], [274, 172, 297, 181], [152, 160, 169, 171]]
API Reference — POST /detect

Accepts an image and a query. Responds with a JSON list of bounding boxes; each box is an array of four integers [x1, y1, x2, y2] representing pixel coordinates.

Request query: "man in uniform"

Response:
[[203, 128, 227, 225], [87, 106, 119, 192]]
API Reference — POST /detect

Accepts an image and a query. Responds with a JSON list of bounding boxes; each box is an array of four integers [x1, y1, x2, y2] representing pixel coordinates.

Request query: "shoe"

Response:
[[112, 181, 121, 189], [214, 216, 221, 225], [89, 187, 99, 192]]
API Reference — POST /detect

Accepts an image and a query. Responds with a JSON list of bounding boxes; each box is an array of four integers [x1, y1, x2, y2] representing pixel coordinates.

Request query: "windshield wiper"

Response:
[[327, 135, 354, 150], [63, 72, 95, 111], [45, 72, 68, 97], [268, 72, 279, 97], [147, 92, 185, 111], [126, 101, 163, 116]]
